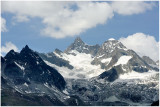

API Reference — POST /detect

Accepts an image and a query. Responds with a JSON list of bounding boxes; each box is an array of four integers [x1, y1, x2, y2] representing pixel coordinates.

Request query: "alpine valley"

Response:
[[1, 37, 159, 106]]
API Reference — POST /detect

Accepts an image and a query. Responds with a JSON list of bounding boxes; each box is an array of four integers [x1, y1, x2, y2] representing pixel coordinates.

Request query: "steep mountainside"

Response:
[[42, 37, 158, 80], [1, 37, 159, 106], [37, 49, 73, 69], [65, 37, 100, 56], [142, 56, 157, 65], [2, 45, 66, 90], [1, 46, 69, 106]]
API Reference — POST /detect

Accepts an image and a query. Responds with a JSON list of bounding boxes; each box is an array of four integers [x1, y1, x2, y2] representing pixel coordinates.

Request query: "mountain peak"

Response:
[[54, 48, 63, 55], [64, 37, 100, 56], [21, 45, 31, 51], [4, 49, 20, 60], [5, 49, 16, 56], [20, 45, 34, 56], [74, 37, 84, 44], [24, 45, 29, 49], [96, 39, 127, 55]]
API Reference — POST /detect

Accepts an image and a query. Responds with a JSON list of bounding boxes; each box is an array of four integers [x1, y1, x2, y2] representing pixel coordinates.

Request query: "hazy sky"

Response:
[[1, 1, 159, 61]]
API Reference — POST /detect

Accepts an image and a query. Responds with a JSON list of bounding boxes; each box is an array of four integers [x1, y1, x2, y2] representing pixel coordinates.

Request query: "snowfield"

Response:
[[119, 70, 158, 80], [46, 50, 159, 82], [45, 50, 106, 79], [115, 55, 132, 66], [101, 57, 112, 64]]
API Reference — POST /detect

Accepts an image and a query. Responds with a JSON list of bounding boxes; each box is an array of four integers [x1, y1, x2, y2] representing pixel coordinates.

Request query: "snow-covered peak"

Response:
[[100, 39, 127, 54], [65, 37, 100, 56], [108, 38, 115, 41], [20, 45, 33, 55]]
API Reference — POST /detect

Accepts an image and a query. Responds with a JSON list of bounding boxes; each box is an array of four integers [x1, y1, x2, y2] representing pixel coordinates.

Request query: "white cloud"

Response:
[[111, 1, 155, 15], [1, 1, 155, 38], [119, 33, 159, 61], [1, 42, 19, 55], [2, 1, 114, 38], [1, 17, 8, 32]]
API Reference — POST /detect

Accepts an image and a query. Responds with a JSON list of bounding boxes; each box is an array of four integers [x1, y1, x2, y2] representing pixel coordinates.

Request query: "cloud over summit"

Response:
[[1, 42, 19, 55], [119, 33, 159, 61]]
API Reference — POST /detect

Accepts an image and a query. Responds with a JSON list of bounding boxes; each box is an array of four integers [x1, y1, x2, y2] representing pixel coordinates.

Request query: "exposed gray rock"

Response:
[[142, 56, 156, 65], [64, 37, 100, 56], [38, 51, 73, 69], [92, 39, 158, 74]]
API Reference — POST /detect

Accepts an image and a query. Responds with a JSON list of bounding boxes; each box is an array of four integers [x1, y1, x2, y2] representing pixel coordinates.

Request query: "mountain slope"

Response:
[[65, 37, 100, 56], [142, 56, 157, 65], [37, 49, 73, 69], [44, 37, 158, 80], [1, 38, 159, 106], [90, 39, 158, 82], [1, 76, 65, 106], [2, 45, 66, 90]]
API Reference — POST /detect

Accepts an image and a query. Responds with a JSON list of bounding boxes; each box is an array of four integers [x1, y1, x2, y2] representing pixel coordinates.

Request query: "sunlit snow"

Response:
[[119, 70, 158, 79], [23, 82, 28, 87], [101, 57, 112, 63], [104, 95, 120, 102], [14, 61, 25, 70], [115, 56, 132, 66], [45, 50, 105, 79], [108, 38, 115, 41]]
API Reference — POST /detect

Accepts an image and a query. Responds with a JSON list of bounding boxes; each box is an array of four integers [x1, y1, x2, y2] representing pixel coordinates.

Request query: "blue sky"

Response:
[[1, 1, 159, 60]]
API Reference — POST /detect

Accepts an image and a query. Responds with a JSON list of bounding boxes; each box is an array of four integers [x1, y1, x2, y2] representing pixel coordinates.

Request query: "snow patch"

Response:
[[101, 57, 112, 63], [83, 47, 88, 50], [44, 82, 50, 88], [119, 70, 158, 80], [115, 56, 132, 66], [36, 61, 39, 64], [14, 62, 25, 70], [63, 89, 69, 95], [54, 52, 61, 57], [105, 96, 120, 102], [25, 90, 32, 93], [75, 99, 78, 105], [23, 82, 28, 87], [96, 54, 105, 58]]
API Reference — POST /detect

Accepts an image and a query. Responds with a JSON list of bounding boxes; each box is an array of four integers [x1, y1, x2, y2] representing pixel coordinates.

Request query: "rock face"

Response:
[[42, 37, 158, 80], [142, 56, 157, 65], [2, 45, 66, 90], [65, 37, 100, 56], [37, 50, 73, 69], [98, 65, 123, 82], [1, 76, 65, 106], [90, 39, 158, 82], [92, 39, 153, 71]]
